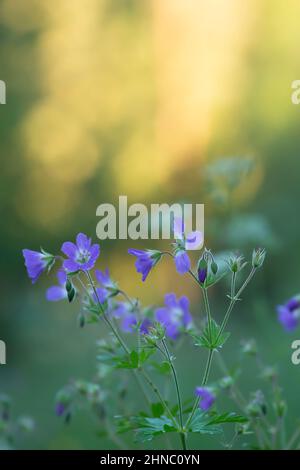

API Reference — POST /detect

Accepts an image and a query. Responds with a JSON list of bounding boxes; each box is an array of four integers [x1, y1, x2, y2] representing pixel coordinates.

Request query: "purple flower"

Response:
[[122, 314, 137, 333], [155, 293, 192, 340], [55, 402, 65, 417], [128, 249, 161, 282], [174, 250, 191, 274], [110, 301, 152, 334], [111, 301, 130, 319], [140, 318, 153, 335], [92, 287, 108, 304], [22, 249, 54, 284], [95, 268, 114, 288], [61, 233, 100, 272], [195, 387, 215, 411], [46, 270, 67, 302], [286, 298, 300, 311], [94, 268, 118, 304], [277, 297, 300, 332]]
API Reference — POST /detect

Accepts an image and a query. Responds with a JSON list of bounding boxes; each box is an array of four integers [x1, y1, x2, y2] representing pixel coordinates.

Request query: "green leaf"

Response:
[[116, 349, 155, 370], [188, 409, 221, 435], [130, 350, 139, 368], [151, 402, 164, 418], [207, 412, 248, 425], [116, 414, 177, 442], [194, 319, 230, 350], [139, 349, 155, 365], [150, 360, 171, 375], [133, 415, 177, 442]]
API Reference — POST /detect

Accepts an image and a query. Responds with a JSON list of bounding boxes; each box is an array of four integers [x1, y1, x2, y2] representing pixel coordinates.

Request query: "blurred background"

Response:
[[1, 0, 300, 449]]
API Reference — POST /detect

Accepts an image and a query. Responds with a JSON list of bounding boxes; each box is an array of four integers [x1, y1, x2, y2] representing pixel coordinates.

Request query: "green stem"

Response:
[[185, 289, 214, 430], [185, 349, 214, 430], [84, 271, 177, 427], [161, 338, 187, 450], [139, 368, 178, 427], [162, 251, 200, 288], [203, 288, 212, 340], [216, 268, 256, 342]]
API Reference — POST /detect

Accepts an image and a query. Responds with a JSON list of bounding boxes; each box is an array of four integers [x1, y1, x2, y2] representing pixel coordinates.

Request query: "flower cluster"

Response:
[[22, 233, 195, 342], [22, 230, 267, 450]]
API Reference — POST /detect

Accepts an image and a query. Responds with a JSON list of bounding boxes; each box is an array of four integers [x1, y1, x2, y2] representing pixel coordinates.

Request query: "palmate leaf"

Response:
[[188, 409, 222, 435], [149, 360, 171, 375], [207, 412, 248, 425], [151, 402, 165, 418], [116, 413, 177, 443], [116, 349, 155, 369], [194, 319, 230, 350], [132, 415, 177, 443], [188, 409, 248, 435]]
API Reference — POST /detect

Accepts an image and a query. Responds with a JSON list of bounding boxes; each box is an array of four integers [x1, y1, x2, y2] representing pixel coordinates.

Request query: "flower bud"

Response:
[[246, 390, 266, 417], [252, 248, 266, 269], [211, 260, 218, 275], [66, 279, 76, 302], [228, 254, 247, 273], [197, 258, 207, 284], [261, 366, 277, 382], [274, 399, 287, 418], [219, 376, 234, 390], [55, 388, 73, 417]]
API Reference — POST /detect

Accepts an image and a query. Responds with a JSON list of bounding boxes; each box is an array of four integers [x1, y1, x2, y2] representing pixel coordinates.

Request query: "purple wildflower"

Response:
[[22, 249, 54, 284], [195, 387, 215, 411], [121, 314, 137, 333], [140, 318, 153, 335], [46, 270, 67, 302], [110, 301, 152, 334], [155, 293, 192, 340], [95, 268, 114, 288], [195, 387, 216, 411], [92, 287, 108, 304], [55, 402, 65, 417], [111, 301, 130, 319], [94, 268, 118, 304], [61, 233, 100, 272], [286, 298, 300, 311], [277, 297, 300, 332], [174, 250, 191, 274], [128, 249, 161, 282]]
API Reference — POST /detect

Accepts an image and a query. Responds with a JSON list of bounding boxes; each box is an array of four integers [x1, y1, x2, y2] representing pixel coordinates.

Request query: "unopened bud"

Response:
[[252, 248, 266, 269]]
